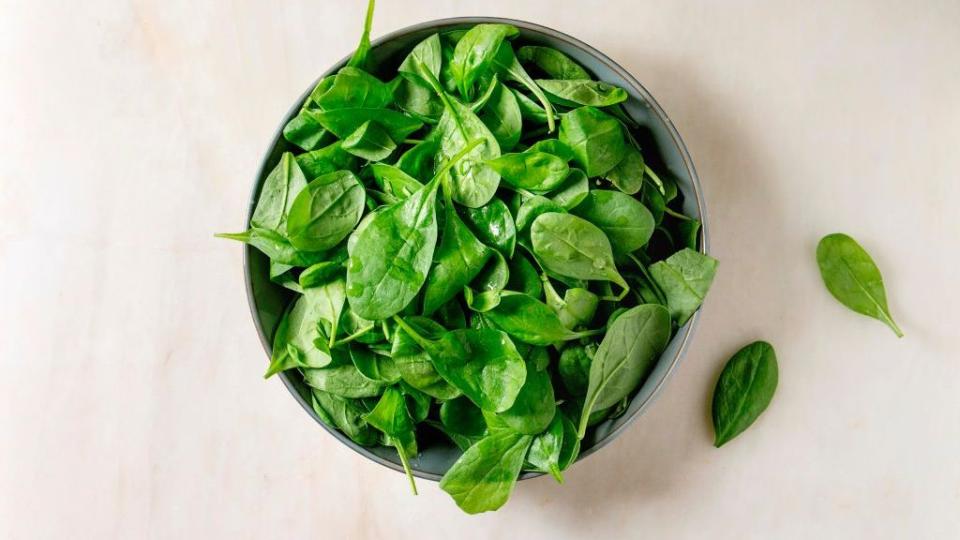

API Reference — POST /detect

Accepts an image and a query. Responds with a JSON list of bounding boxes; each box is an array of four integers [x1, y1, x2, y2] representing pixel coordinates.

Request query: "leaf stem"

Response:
[[395, 441, 419, 495], [629, 253, 667, 305], [332, 324, 375, 348], [643, 164, 666, 195], [392, 316, 433, 350], [663, 207, 692, 221]]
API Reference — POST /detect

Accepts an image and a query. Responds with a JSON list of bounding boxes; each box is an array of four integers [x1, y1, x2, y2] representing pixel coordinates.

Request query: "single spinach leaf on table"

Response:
[[462, 198, 517, 257], [341, 120, 397, 161], [525, 413, 565, 483], [712, 341, 778, 447], [363, 386, 419, 494], [517, 46, 590, 80], [390, 316, 461, 400], [531, 212, 629, 291], [439, 428, 533, 514], [285, 170, 365, 252], [571, 189, 655, 256], [450, 23, 518, 99], [816, 233, 903, 337], [536, 79, 628, 107], [648, 248, 718, 326], [486, 152, 569, 193], [559, 106, 626, 177], [577, 304, 671, 438]]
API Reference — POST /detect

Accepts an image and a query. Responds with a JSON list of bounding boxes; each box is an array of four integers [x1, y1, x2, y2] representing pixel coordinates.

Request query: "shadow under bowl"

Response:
[[243, 17, 708, 482]]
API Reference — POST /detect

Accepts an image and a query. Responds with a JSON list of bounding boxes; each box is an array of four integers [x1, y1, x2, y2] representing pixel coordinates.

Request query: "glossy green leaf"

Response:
[[559, 106, 626, 177], [572, 190, 655, 255], [486, 152, 569, 193], [712, 341, 778, 447], [439, 429, 532, 514], [550, 168, 590, 210], [286, 171, 365, 251], [251, 152, 307, 232], [526, 414, 564, 483], [450, 24, 518, 99], [477, 82, 522, 151], [341, 120, 397, 161], [462, 198, 517, 257], [531, 212, 628, 289], [390, 317, 461, 400], [517, 46, 590, 80], [422, 201, 493, 315], [648, 248, 718, 325], [496, 351, 556, 434], [537, 79, 628, 107]]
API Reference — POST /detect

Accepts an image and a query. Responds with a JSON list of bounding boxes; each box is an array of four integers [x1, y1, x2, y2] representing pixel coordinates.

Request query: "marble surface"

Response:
[[2, 1, 958, 538]]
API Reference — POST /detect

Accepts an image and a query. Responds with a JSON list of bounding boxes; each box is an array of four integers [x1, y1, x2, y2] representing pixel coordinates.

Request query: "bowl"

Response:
[[243, 17, 708, 481]]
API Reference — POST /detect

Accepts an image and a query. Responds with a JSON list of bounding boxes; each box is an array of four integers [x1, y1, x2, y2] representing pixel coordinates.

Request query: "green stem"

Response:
[[402, 138, 424, 145], [395, 441, 418, 495], [332, 324, 375, 347], [548, 464, 564, 484], [431, 138, 483, 184], [392, 316, 433, 351], [643, 164, 666, 195], [214, 231, 250, 242], [629, 253, 667, 305], [663, 207, 692, 221]]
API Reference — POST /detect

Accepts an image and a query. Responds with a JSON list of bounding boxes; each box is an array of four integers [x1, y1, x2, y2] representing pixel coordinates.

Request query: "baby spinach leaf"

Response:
[[398, 34, 443, 83], [364, 386, 419, 494], [215, 227, 325, 267], [434, 91, 502, 208], [511, 87, 549, 125], [471, 250, 510, 292], [481, 292, 597, 345], [390, 317, 461, 400], [251, 152, 307, 233], [303, 361, 385, 398], [527, 139, 576, 162], [605, 144, 645, 195], [506, 252, 543, 298], [369, 163, 423, 201], [496, 352, 556, 434], [314, 67, 393, 110], [493, 42, 555, 132], [393, 76, 444, 123], [350, 344, 401, 384], [578, 304, 671, 438], [558, 343, 594, 396], [526, 414, 564, 483], [312, 108, 423, 141], [296, 141, 358, 179], [450, 24, 518, 99], [346, 178, 439, 320], [557, 413, 581, 471], [550, 168, 590, 210], [346, 0, 376, 70], [311, 389, 379, 446], [395, 321, 526, 413], [486, 152, 569, 193], [462, 198, 517, 257], [712, 341, 778, 447], [283, 109, 331, 151], [286, 171, 365, 252], [439, 429, 532, 514], [531, 213, 628, 290], [515, 196, 566, 245], [341, 120, 397, 161], [464, 287, 502, 312], [571, 190, 655, 255], [517, 46, 590, 80], [544, 278, 600, 330], [421, 198, 493, 316], [648, 248, 718, 325], [440, 396, 487, 438], [559, 106, 626, 177], [536, 79, 628, 107], [816, 233, 903, 337], [396, 138, 438, 181], [477, 82, 522, 151], [264, 279, 346, 377]]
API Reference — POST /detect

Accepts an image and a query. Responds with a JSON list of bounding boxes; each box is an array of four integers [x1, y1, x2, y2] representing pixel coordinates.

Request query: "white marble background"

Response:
[[2, 1, 958, 538]]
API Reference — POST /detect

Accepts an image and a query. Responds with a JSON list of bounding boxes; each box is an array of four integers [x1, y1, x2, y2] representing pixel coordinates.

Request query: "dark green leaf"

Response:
[[571, 190, 654, 255], [450, 24, 518, 99], [477, 83, 522, 151], [286, 171, 365, 251], [422, 201, 493, 315], [526, 414, 564, 483], [341, 120, 397, 161], [517, 46, 590, 80], [648, 248, 718, 325], [391, 317, 461, 400], [531, 213, 628, 289], [712, 341, 778, 447], [558, 343, 594, 396], [462, 198, 517, 257], [559, 106, 626, 177], [537, 79, 628, 107], [486, 152, 569, 193], [496, 351, 556, 434], [439, 429, 532, 514], [550, 168, 590, 210]]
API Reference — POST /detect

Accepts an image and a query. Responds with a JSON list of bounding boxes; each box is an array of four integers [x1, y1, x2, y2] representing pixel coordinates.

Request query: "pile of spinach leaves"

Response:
[[218, 0, 717, 514]]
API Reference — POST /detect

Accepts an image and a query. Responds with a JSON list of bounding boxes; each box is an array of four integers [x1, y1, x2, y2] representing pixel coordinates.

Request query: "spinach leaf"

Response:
[[571, 190, 654, 255], [471, 250, 510, 292], [515, 195, 566, 246], [511, 87, 549, 125], [496, 351, 556, 434], [399, 34, 443, 83], [282, 109, 331, 151], [314, 67, 393, 110], [517, 46, 590, 80], [559, 106, 626, 177], [303, 361, 385, 399], [450, 24, 518, 99], [648, 248, 718, 325], [311, 389, 379, 446], [481, 292, 598, 345], [506, 252, 543, 298], [296, 141, 358, 179], [390, 317, 461, 400], [557, 413, 581, 471], [464, 287, 502, 312], [526, 414, 564, 483], [312, 108, 423, 141], [536, 79, 628, 107], [558, 343, 594, 396], [493, 42, 556, 132], [440, 396, 487, 438], [439, 429, 532, 514], [216, 227, 325, 267], [527, 139, 576, 162], [578, 304, 671, 438], [369, 163, 423, 200], [462, 198, 517, 257], [364, 386, 419, 493], [486, 152, 569, 193], [605, 144, 645, 195], [396, 138, 438, 181], [341, 120, 397, 161], [434, 90, 502, 208], [550, 168, 590, 210], [816, 233, 903, 337], [286, 171, 365, 251], [477, 82, 522, 151], [350, 344, 401, 384], [544, 278, 600, 330], [346, 0, 376, 69], [531, 212, 628, 290], [393, 75, 445, 123], [712, 341, 778, 447]]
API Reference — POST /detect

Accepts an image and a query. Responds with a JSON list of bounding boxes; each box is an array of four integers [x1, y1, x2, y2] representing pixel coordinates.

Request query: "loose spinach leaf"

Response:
[[531, 212, 628, 290], [369, 163, 423, 201], [816, 233, 903, 337], [393, 75, 445, 123], [286, 171, 365, 252], [283, 109, 331, 151], [434, 91, 502, 208], [527, 139, 576, 162], [712, 341, 778, 447], [536, 79, 628, 107], [648, 248, 718, 325], [517, 46, 590, 80], [450, 24, 518, 99], [215, 227, 326, 267], [559, 106, 626, 177], [346, 0, 376, 70], [571, 190, 655, 256], [578, 304, 671, 438], [439, 429, 532, 514], [486, 152, 569, 193]]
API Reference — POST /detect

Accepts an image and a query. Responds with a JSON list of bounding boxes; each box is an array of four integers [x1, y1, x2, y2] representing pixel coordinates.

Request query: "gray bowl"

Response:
[[243, 17, 708, 481]]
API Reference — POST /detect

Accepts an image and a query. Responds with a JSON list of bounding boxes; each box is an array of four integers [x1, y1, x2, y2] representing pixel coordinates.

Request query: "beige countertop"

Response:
[[2, 1, 958, 538]]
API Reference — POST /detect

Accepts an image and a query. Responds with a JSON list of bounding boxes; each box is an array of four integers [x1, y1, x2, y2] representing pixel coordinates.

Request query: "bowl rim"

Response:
[[243, 16, 709, 482]]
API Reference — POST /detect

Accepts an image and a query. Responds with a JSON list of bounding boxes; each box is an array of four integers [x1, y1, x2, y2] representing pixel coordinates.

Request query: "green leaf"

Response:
[[421, 201, 493, 315], [450, 24, 518, 99], [477, 83, 522, 151], [481, 292, 595, 346], [517, 46, 590, 80], [303, 357, 385, 399], [390, 317, 461, 400], [440, 396, 487, 438], [311, 108, 423, 141], [712, 341, 778, 447], [506, 253, 543, 298], [558, 343, 594, 396], [282, 109, 331, 151], [550, 168, 590, 210], [314, 67, 393, 110], [511, 87, 549, 125], [311, 389, 379, 446], [251, 152, 307, 232], [605, 145, 645, 195], [439, 429, 532, 514], [435, 93, 502, 208], [493, 43, 555, 132], [296, 141, 358, 179], [578, 304, 671, 438], [364, 386, 419, 494], [398, 34, 443, 83], [648, 248, 718, 325], [462, 198, 517, 258], [486, 152, 569, 193], [816, 233, 903, 337], [559, 106, 626, 177], [393, 76, 444, 123], [526, 414, 564, 483], [531, 213, 628, 289], [536, 79, 628, 107], [527, 139, 576, 162], [471, 249, 510, 292], [496, 350, 556, 434], [571, 190, 655, 255], [350, 344, 401, 384], [346, 0, 376, 69], [215, 227, 325, 267], [341, 120, 397, 161], [286, 171, 365, 252]]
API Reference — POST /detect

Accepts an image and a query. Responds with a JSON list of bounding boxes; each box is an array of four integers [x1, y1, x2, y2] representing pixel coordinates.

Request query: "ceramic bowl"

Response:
[[244, 17, 708, 481]]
